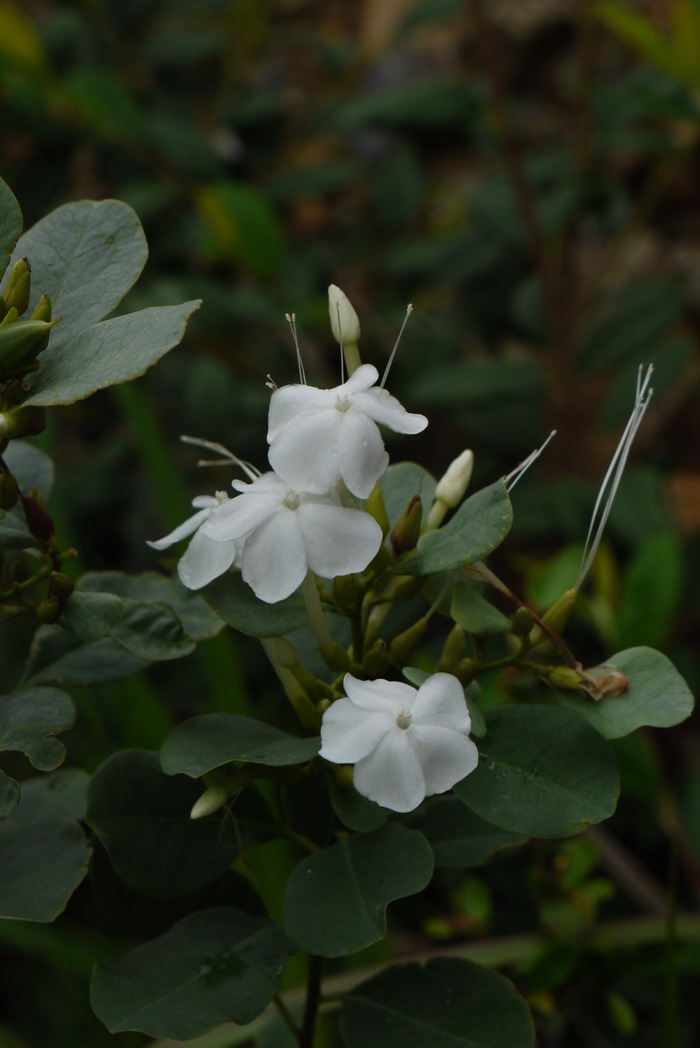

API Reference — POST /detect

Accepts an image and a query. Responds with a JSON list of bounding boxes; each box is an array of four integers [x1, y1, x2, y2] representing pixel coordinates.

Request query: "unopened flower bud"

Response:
[[529, 588, 578, 648], [435, 450, 474, 509], [363, 638, 392, 676], [3, 259, 31, 316], [0, 471, 19, 510], [389, 615, 429, 662], [437, 623, 466, 672], [35, 598, 61, 624], [320, 639, 351, 673], [11, 406, 46, 439], [49, 572, 75, 600], [453, 657, 477, 685], [21, 494, 54, 543], [365, 481, 389, 535], [328, 284, 361, 344], [0, 317, 60, 377], [392, 574, 423, 601], [266, 636, 298, 670], [511, 606, 534, 637], [333, 572, 359, 610], [546, 665, 585, 691], [190, 785, 229, 819], [391, 495, 422, 555]]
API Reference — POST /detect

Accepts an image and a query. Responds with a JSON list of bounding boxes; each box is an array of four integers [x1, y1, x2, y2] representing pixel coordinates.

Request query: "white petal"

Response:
[[202, 490, 278, 541], [353, 387, 428, 434], [412, 673, 471, 733], [412, 725, 479, 795], [338, 363, 379, 395], [268, 410, 343, 494], [232, 471, 284, 495], [177, 531, 239, 590], [240, 509, 307, 603], [319, 699, 394, 763], [338, 410, 389, 498], [343, 674, 417, 714], [353, 730, 426, 812], [297, 502, 382, 577], [267, 384, 333, 442], [146, 507, 211, 550], [192, 495, 219, 509]]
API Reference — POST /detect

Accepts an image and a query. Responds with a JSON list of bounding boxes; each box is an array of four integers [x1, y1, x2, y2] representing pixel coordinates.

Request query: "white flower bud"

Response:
[[190, 785, 228, 819], [328, 284, 361, 344], [434, 449, 474, 509]]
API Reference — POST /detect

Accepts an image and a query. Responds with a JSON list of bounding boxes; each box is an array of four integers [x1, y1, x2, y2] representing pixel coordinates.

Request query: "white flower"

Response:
[[201, 471, 383, 604], [328, 284, 361, 344], [147, 494, 240, 591], [319, 673, 479, 813], [267, 363, 428, 499]]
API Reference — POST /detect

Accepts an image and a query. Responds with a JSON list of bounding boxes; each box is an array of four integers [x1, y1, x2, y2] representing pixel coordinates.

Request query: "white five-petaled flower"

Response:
[[319, 673, 479, 813], [147, 494, 241, 591], [266, 363, 428, 499], [201, 471, 383, 604]]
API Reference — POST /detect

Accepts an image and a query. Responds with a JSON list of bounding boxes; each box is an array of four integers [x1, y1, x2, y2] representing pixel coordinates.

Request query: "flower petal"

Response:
[[267, 384, 333, 442], [177, 530, 239, 590], [353, 730, 426, 812], [268, 409, 342, 494], [337, 363, 379, 395], [240, 509, 307, 603], [412, 673, 471, 733], [297, 502, 382, 577], [146, 507, 211, 550], [343, 674, 417, 714], [319, 698, 394, 763], [353, 386, 428, 435], [192, 495, 220, 509], [412, 724, 479, 795], [338, 410, 389, 498], [202, 489, 279, 542]]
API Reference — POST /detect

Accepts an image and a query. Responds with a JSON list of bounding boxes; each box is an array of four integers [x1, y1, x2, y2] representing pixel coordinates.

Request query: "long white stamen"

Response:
[[505, 430, 557, 492], [576, 364, 653, 588], [285, 312, 306, 385], [380, 303, 413, 388], [179, 434, 260, 481]]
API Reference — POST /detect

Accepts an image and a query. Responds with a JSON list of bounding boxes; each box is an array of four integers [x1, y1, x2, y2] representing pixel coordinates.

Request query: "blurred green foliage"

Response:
[[2, 0, 700, 1045]]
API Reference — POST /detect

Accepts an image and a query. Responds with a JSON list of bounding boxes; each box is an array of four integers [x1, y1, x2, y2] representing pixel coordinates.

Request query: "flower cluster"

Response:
[[149, 289, 427, 603]]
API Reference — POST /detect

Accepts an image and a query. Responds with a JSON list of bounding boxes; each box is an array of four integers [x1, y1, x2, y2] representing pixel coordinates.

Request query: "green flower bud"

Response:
[[328, 284, 361, 344], [365, 481, 389, 535], [49, 572, 75, 600], [20, 494, 54, 542], [0, 471, 19, 510], [436, 623, 466, 671], [391, 574, 423, 601], [320, 639, 351, 673], [190, 785, 229, 820], [35, 598, 61, 624], [332, 572, 359, 610], [389, 615, 428, 662], [0, 318, 59, 377], [3, 259, 31, 316], [529, 588, 578, 648], [511, 606, 534, 637], [453, 657, 477, 685], [546, 665, 585, 690], [390, 495, 422, 555], [363, 638, 391, 676], [5, 406, 46, 439]]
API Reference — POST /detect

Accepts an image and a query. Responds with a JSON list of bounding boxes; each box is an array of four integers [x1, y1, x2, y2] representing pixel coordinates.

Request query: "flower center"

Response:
[[395, 710, 412, 730], [283, 490, 301, 510], [335, 395, 351, 413], [215, 490, 229, 503]]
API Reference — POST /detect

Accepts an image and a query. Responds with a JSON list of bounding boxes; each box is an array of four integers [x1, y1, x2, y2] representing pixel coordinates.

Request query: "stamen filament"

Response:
[[179, 434, 260, 481], [504, 430, 557, 492], [285, 312, 306, 385], [380, 303, 413, 388]]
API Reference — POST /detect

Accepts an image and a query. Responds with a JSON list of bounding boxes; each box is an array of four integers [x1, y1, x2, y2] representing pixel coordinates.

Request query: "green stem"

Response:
[[342, 341, 361, 376], [300, 955, 323, 1048]]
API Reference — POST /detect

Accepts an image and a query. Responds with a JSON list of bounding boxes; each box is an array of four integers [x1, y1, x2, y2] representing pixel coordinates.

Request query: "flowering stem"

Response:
[[301, 572, 349, 671], [260, 637, 320, 730], [299, 954, 323, 1048]]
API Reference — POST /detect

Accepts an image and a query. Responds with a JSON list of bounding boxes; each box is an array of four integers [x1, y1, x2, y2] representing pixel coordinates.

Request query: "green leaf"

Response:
[[3, 439, 54, 498], [203, 573, 308, 638], [109, 600, 195, 660], [23, 301, 202, 407], [455, 706, 620, 837], [401, 481, 512, 575], [616, 533, 682, 649], [79, 570, 224, 641], [86, 750, 238, 898], [283, 823, 434, 956], [557, 647, 695, 739], [451, 578, 512, 635], [62, 591, 124, 643], [0, 772, 20, 819], [0, 177, 22, 279], [0, 770, 91, 920], [25, 626, 148, 686], [332, 79, 477, 129], [381, 461, 436, 529], [328, 776, 388, 832], [0, 686, 75, 770], [596, 2, 680, 77], [195, 181, 286, 276], [161, 714, 320, 777], [11, 199, 148, 350], [341, 957, 534, 1048], [407, 799, 526, 867], [90, 907, 290, 1038]]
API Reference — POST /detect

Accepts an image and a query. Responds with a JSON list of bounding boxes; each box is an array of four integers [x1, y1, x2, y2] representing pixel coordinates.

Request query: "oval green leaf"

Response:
[[283, 823, 434, 956], [407, 799, 526, 867], [90, 907, 290, 1038], [557, 646, 695, 739], [23, 301, 201, 407], [454, 705, 620, 837], [341, 957, 534, 1048], [0, 177, 22, 278], [380, 461, 436, 528], [401, 481, 512, 575], [451, 578, 512, 635], [161, 714, 320, 777], [0, 686, 75, 770], [203, 572, 308, 637], [86, 750, 237, 897]]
